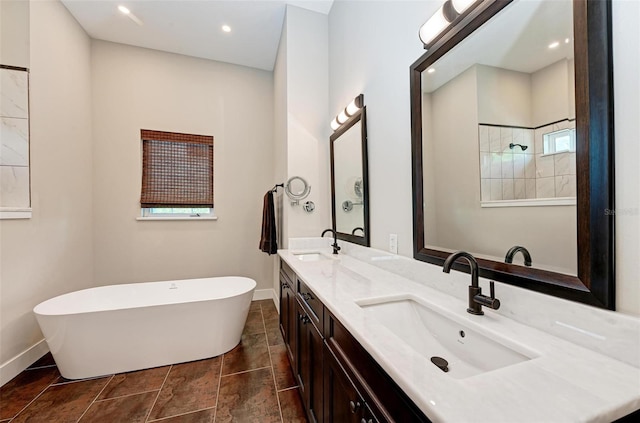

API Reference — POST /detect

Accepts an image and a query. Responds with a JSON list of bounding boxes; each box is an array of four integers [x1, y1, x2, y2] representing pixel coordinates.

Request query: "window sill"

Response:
[[481, 197, 576, 208], [0, 208, 32, 219], [136, 216, 218, 221]]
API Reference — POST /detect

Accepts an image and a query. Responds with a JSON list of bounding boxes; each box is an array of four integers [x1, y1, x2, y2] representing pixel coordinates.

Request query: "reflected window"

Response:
[[544, 128, 576, 155]]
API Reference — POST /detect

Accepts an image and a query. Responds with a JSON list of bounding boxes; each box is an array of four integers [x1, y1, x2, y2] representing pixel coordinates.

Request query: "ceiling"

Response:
[[422, 0, 574, 93], [61, 0, 334, 71]]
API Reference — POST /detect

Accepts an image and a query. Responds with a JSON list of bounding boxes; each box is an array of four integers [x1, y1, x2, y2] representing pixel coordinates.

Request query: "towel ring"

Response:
[[285, 176, 311, 205]]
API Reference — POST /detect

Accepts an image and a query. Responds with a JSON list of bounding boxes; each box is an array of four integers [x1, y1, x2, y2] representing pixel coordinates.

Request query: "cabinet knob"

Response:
[[302, 292, 313, 301], [361, 419, 373, 423], [349, 400, 361, 413]]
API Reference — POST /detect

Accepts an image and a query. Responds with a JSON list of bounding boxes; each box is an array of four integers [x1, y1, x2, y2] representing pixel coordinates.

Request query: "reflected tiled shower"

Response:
[[479, 120, 576, 202]]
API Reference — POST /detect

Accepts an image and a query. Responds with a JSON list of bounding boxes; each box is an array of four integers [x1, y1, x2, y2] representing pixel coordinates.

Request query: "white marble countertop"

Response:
[[279, 245, 640, 423]]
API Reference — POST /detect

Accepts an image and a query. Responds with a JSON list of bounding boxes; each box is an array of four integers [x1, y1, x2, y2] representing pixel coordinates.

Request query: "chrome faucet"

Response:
[[505, 246, 532, 266], [442, 251, 500, 315], [321, 228, 341, 255]]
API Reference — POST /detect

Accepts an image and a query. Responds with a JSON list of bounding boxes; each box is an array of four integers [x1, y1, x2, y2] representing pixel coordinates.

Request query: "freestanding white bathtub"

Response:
[[33, 277, 256, 379]]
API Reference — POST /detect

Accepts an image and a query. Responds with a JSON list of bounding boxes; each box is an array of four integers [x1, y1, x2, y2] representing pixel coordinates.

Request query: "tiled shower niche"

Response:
[[0, 66, 31, 217], [479, 120, 576, 204]]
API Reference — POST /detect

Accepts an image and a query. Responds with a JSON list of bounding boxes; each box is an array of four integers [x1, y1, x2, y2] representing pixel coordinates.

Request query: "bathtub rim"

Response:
[[33, 276, 257, 317]]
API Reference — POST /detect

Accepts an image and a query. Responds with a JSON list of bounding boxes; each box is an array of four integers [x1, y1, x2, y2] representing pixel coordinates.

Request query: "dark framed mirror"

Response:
[[410, 0, 614, 309], [330, 106, 370, 246]]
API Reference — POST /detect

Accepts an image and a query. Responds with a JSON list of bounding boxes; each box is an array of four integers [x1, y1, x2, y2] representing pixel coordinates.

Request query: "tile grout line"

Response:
[[277, 385, 300, 393], [220, 366, 272, 378], [262, 304, 285, 423], [51, 375, 110, 386], [74, 374, 114, 423], [213, 350, 224, 422], [7, 372, 63, 421], [93, 388, 161, 403], [148, 406, 216, 422], [144, 365, 172, 423]]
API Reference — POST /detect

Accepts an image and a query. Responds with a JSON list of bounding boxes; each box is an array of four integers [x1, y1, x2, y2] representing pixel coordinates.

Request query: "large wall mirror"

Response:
[[410, 0, 614, 309], [330, 105, 370, 246]]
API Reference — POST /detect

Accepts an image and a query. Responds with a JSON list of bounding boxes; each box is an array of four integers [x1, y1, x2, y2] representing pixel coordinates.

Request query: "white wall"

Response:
[[531, 59, 574, 126], [613, 0, 640, 316], [329, 0, 429, 256], [90, 41, 275, 290], [476, 65, 532, 127], [273, 19, 288, 297], [329, 0, 639, 315], [0, 0, 29, 68], [0, 0, 93, 376], [283, 6, 330, 241]]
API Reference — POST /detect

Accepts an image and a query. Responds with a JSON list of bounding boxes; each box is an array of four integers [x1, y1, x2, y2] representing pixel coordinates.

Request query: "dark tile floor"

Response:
[[0, 300, 308, 423]]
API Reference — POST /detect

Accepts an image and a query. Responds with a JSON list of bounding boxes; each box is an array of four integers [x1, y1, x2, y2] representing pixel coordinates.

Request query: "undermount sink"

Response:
[[293, 252, 329, 262], [356, 294, 537, 379]]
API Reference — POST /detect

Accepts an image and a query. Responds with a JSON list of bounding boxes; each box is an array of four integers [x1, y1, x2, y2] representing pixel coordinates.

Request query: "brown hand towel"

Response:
[[259, 191, 278, 255]]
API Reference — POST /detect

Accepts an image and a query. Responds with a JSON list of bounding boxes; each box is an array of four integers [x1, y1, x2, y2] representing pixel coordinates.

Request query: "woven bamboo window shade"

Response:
[[140, 130, 214, 208]]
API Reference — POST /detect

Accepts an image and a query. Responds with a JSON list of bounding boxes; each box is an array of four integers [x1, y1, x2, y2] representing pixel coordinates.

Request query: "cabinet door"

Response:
[[296, 300, 324, 423], [323, 344, 366, 423], [280, 277, 297, 368]]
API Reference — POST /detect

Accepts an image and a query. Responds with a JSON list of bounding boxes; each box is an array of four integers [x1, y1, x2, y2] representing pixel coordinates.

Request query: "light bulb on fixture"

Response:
[[345, 94, 364, 116], [330, 94, 365, 131], [118, 5, 130, 15], [419, 5, 450, 47], [222, 25, 231, 33]]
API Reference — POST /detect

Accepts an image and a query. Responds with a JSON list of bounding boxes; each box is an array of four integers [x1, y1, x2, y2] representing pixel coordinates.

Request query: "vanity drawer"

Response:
[[280, 259, 296, 284], [324, 310, 430, 423], [297, 279, 323, 329]]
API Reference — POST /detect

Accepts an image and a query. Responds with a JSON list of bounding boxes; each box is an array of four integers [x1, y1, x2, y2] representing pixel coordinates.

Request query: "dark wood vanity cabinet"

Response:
[[279, 261, 297, 367], [279, 259, 430, 423], [296, 299, 324, 423], [324, 344, 378, 423], [324, 311, 429, 423]]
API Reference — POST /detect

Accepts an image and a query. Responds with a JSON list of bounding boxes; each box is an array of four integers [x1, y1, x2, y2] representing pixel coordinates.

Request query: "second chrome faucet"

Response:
[[442, 251, 500, 315]]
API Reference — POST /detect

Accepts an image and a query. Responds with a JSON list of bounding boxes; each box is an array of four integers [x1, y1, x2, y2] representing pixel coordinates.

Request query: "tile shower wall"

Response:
[[0, 67, 30, 209], [479, 120, 576, 201], [534, 120, 577, 198], [479, 125, 535, 201]]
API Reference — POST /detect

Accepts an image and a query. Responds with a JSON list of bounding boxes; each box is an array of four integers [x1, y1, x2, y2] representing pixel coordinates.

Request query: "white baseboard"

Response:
[[252, 288, 278, 311], [272, 289, 280, 313], [0, 339, 49, 386]]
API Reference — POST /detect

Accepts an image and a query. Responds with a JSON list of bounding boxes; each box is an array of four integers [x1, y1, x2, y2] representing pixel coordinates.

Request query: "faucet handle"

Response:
[[473, 281, 501, 311]]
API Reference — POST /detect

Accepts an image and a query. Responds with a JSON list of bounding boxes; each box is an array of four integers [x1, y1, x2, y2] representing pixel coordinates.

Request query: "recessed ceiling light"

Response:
[[222, 25, 231, 33], [548, 41, 560, 49], [565, 38, 570, 44], [118, 5, 130, 15], [427, 68, 435, 74]]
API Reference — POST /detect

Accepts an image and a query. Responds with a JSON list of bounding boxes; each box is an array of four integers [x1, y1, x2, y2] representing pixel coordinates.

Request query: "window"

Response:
[[140, 130, 214, 218], [543, 128, 576, 155]]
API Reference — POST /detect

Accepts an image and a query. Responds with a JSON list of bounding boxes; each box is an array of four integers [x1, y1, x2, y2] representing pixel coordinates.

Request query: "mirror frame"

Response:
[[330, 107, 370, 247], [410, 0, 615, 309]]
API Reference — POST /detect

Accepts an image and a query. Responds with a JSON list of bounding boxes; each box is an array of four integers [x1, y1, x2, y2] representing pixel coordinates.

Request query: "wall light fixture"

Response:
[[330, 94, 364, 131], [419, 0, 480, 49]]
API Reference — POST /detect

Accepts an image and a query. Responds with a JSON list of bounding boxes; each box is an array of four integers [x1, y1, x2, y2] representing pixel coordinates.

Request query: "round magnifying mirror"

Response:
[[285, 176, 311, 204]]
